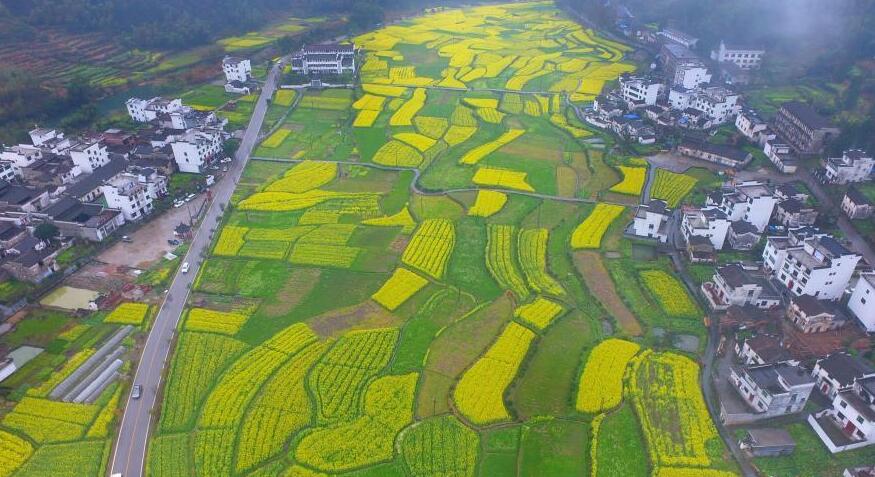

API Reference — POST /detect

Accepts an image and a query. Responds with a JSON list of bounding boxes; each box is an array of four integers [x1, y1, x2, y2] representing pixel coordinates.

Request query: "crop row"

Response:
[[372, 267, 430, 311], [265, 161, 337, 194], [468, 190, 508, 217], [570, 203, 625, 249], [515, 296, 564, 330], [518, 228, 564, 296], [485, 224, 530, 299], [402, 219, 456, 279], [576, 338, 641, 413]]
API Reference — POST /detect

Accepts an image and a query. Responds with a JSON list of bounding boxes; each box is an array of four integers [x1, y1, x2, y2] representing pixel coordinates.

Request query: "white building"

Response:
[[100, 173, 154, 221], [763, 233, 861, 300], [849, 274, 875, 331], [704, 263, 781, 310], [764, 140, 798, 174], [290, 43, 356, 76], [0, 145, 43, 169], [668, 86, 740, 126], [28, 128, 63, 147], [810, 376, 875, 453], [68, 139, 110, 174], [682, 207, 731, 250], [812, 353, 875, 400], [0, 162, 16, 182], [842, 189, 874, 220], [736, 109, 768, 142], [661, 43, 712, 89], [632, 199, 671, 242], [726, 362, 815, 424], [170, 128, 224, 173], [222, 56, 252, 83], [658, 27, 699, 48], [126, 97, 184, 123], [708, 181, 777, 233], [824, 150, 874, 184], [619, 75, 662, 108], [711, 40, 765, 69]]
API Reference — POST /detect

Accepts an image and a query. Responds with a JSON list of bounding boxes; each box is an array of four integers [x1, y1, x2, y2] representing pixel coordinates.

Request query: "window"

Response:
[[857, 416, 865, 424], [841, 400, 848, 408]]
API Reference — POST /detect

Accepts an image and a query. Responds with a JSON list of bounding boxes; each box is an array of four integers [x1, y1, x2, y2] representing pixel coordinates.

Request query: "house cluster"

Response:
[[584, 30, 758, 148], [222, 56, 255, 94], [124, 96, 228, 173]]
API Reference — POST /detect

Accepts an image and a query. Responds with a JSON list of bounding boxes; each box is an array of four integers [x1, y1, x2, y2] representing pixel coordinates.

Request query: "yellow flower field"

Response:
[[104, 302, 150, 325], [459, 129, 525, 165], [262, 128, 291, 148], [468, 190, 508, 217], [402, 219, 455, 279], [185, 308, 249, 335], [472, 167, 535, 192], [575, 338, 640, 413], [610, 166, 647, 195], [265, 161, 337, 194], [570, 203, 624, 249], [515, 297, 564, 330], [371, 268, 429, 311]]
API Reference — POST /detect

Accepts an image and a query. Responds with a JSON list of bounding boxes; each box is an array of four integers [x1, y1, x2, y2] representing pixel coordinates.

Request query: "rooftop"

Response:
[[838, 389, 875, 422], [682, 141, 750, 163], [744, 362, 815, 394], [744, 335, 789, 363], [817, 353, 875, 387], [846, 188, 873, 207], [781, 101, 834, 130], [745, 428, 795, 448]]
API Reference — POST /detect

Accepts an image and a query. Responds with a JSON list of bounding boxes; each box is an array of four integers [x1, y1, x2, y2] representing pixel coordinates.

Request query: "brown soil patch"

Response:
[[416, 295, 513, 418], [573, 251, 643, 336], [259, 268, 321, 318], [389, 235, 410, 254], [308, 300, 402, 338], [556, 165, 578, 197]]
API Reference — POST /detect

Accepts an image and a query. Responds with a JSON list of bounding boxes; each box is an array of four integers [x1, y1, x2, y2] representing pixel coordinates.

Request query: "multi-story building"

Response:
[[764, 233, 861, 300], [658, 27, 699, 48], [618, 75, 662, 108], [724, 362, 815, 424], [0, 180, 50, 213], [668, 86, 740, 126], [786, 294, 847, 333], [824, 150, 874, 184], [813, 353, 875, 399], [842, 189, 874, 220], [661, 43, 712, 89], [810, 375, 875, 453], [290, 43, 356, 76], [703, 263, 781, 311], [772, 101, 840, 155], [711, 40, 765, 69], [632, 199, 671, 243], [100, 174, 154, 221], [169, 128, 225, 173], [68, 138, 110, 174], [0, 162, 17, 182], [222, 56, 252, 83], [682, 206, 731, 250], [728, 220, 761, 250], [736, 109, 769, 142], [736, 335, 789, 366], [849, 273, 875, 331], [708, 181, 777, 233], [34, 197, 125, 242]]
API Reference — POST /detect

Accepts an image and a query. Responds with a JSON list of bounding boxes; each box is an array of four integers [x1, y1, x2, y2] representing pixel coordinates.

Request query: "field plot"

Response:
[[139, 3, 737, 477]]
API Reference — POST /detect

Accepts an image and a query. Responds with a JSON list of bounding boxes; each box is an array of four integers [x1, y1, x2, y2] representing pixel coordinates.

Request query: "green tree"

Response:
[[34, 223, 60, 243]]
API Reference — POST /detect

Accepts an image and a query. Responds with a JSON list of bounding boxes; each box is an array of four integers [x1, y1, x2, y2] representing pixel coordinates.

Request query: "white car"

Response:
[[180, 262, 190, 274]]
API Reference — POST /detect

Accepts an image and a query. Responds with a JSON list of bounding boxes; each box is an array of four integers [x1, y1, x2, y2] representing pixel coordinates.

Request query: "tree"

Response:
[[350, 1, 384, 29], [34, 223, 59, 243]]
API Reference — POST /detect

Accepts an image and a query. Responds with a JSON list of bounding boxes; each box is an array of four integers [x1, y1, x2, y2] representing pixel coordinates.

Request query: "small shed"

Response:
[[739, 428, 796, 457]]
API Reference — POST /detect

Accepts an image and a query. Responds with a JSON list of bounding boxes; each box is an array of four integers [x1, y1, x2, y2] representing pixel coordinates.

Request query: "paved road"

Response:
[[108, 60, 283, 477]]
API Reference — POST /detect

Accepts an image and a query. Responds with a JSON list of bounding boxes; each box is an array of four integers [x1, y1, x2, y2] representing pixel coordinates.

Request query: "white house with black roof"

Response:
[[703, 263, 781, 311], [824, 149, 874, 185], [849, 273, 875, 332], [723, 361, 815, 425], [842, 188, 874, 220], [812, 353, 875, 399], [811, 374, 875, 453], [290, 43, 356, 76], [763, 233, 861, 301], [632, 199, 671, 242], [775, 198, 818, 228]]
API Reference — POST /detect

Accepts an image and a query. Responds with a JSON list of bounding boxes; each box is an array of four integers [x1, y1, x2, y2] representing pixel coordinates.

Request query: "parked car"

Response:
[[121, 236, 133, 243], [205, 175, 215, 186], [167, 239, 180, 246], [173, 200, 184, 208], [184, 193, 196, 203], [132, 385, 142, 399], [181, 262, 190, 274]]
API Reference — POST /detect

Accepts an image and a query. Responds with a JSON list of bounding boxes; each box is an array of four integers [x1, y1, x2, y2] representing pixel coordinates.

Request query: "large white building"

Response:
[[658, 27, 699, 48], [619, 75, 662, 108], [290, 43, 356, 76], [736, 109, 769, 142], [170, 128, 224, 173], [763, 233, 861, 300], [708, 181, 777, 232], [711, 40, 765, 70], [222, 56, 252, 83], [126, 97, 184, 123], [682, 207, 731, 250], [668, 86, 741, 126], [824, 149, 874, 185], [100, 174, 154, 221], [68, 139, 110, 174], [849, 273, 875, 331]]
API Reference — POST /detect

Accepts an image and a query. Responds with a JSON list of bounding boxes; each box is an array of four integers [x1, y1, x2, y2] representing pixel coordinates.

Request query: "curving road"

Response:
[[108, 60, 284, 477]]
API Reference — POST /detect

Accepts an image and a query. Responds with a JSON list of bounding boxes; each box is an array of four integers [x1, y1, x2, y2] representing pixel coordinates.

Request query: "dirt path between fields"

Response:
[[572, 251, 642, 336]]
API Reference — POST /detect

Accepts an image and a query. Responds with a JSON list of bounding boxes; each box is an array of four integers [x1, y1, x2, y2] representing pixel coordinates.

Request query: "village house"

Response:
[[169, 128, 225, 173], [0, 162, 18, 182], [0, 181, 50, 213], [668, 86, 741, 127], [290, 43, 356, 76], [842, 188, 874, 220], [824, 150, 874, 185], [660, 43, 711, 89], [772, 101, 840, 156], [727, 220, 761, 250], [658, 27, 699, 48], [682, 207, 731, 250], [68, 137, 110, 174], [0, 235, 61, 283], [849, 273, 875, 332], [845, 466, 875, 477], [28, 197, 124, 242], [618, 74, 662, 108], [736, 334, 790, 365], [632, 199, 671, 242], [812, 353, 875, 399], [99, 174, 155, 221], [703, 263, 782, 311], [774, 183, 809, 202], [61, 158, 128, 204], [711, 40, 765, 69], [222, 56, 251, 83], [810, 375, 875, 453], [723, 361, 815, 425], [708, 181, 777, 232], [735, 109, 769, 142], [786, 294, 848, 333], [678, 141, 752, 169], [719, 305, 771, 334], [762, 232, 861, 301], [126, 97, 184, 123], [763, 140, 799, 174], [775, 198, 819, 228], [738, 428, 796, 458]]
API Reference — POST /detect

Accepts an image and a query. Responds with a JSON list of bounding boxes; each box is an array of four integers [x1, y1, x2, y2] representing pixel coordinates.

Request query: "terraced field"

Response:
[[135, 2, 738, 477]]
